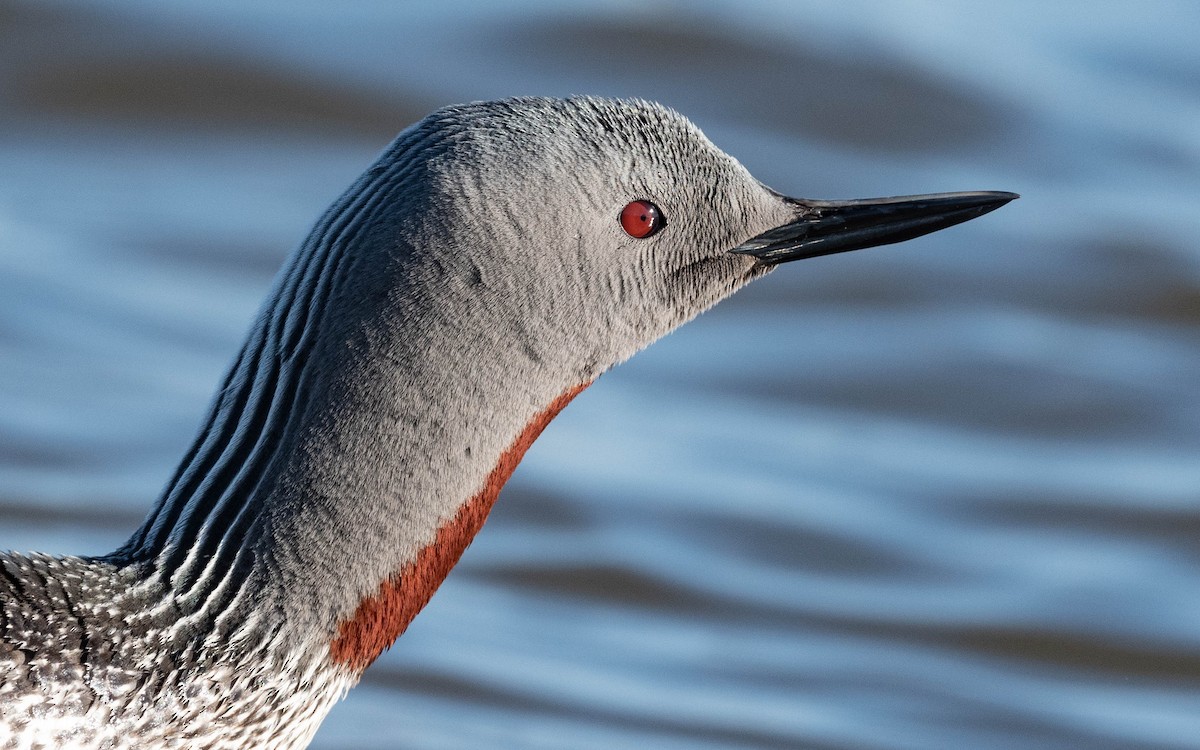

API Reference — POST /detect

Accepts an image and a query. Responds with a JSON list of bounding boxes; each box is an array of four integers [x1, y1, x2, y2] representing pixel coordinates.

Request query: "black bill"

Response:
[[730, 191, 1018, 266]]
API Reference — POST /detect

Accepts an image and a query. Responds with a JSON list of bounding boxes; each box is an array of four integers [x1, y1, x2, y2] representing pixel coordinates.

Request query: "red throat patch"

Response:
[[329, 381, 591, 672]]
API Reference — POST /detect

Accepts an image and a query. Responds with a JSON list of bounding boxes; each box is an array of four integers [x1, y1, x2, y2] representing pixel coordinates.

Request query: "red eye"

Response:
[[619, 200, 664, 239]]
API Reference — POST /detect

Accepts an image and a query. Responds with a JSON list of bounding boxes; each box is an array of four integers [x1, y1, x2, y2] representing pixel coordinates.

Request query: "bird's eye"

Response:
[[619, 200, 664, 239]]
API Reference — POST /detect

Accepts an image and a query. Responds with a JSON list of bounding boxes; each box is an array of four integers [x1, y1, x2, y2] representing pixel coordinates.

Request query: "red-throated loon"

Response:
[[0, 96, 1015, 749]]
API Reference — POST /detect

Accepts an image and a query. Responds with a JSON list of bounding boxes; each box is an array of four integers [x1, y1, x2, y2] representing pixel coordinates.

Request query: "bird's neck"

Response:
[[327, 380, 585, 671], [110, 149, 592, 675]]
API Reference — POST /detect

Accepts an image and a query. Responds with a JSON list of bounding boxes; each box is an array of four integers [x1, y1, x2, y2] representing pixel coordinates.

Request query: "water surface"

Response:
[[2, 1, 1199, 748]]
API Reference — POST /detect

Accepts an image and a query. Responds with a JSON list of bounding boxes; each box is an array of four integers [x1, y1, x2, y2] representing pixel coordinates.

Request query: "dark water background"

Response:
[[3, 1, 1200, 748]]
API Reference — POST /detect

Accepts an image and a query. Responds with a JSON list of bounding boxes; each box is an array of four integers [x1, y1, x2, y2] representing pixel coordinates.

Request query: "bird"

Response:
[[0, 96, 1015, 749]]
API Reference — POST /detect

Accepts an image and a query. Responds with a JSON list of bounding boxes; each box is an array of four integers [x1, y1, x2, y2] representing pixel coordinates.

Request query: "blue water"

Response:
[[2, 1, 1200, 747]]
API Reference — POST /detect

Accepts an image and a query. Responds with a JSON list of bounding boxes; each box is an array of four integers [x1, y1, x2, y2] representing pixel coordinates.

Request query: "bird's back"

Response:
[[1, 551, 115, 747], [1, 551, 345, 749]]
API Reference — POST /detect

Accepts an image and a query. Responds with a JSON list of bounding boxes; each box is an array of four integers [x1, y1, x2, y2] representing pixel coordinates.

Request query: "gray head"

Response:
[[115, 96, 1015, 594], [355, 96, 1014, 385], [111, 95, 1014, 668], [232, 95, 1012, 642]]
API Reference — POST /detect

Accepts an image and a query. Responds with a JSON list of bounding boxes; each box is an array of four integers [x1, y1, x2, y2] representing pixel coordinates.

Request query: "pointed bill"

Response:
[[731, 191, 1018, 265]]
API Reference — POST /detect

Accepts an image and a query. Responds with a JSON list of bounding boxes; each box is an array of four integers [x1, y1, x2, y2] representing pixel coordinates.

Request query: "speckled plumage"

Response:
[[0, 97, 1012, 748], [0, 552, 348, 749]]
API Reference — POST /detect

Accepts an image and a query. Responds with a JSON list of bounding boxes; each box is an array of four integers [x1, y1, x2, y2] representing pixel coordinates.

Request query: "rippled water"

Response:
[[3, 1, 1200, 748]]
